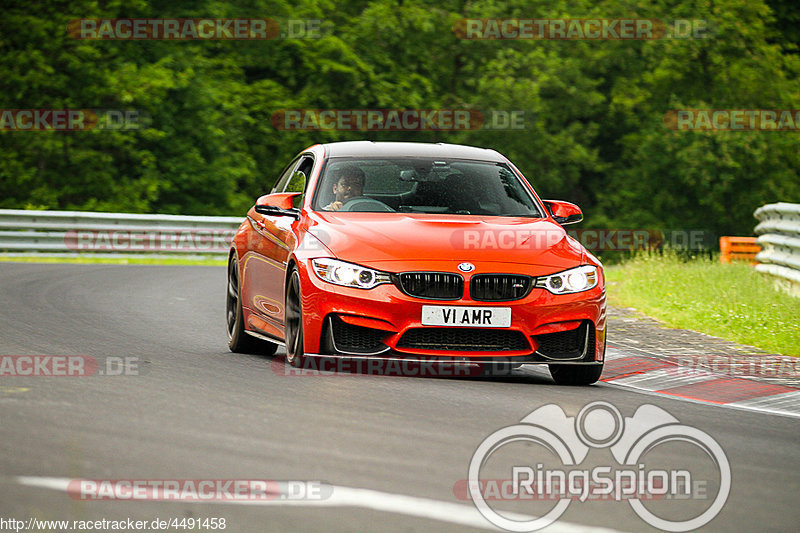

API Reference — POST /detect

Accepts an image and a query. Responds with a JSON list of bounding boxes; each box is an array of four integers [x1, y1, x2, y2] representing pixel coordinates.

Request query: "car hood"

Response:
[[307, 212, 585, 270]]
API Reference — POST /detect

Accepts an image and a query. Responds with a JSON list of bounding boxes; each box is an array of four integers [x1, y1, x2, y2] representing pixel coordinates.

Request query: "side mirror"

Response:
[[254, 193, 301, 219], [543, 200, 583, 225]]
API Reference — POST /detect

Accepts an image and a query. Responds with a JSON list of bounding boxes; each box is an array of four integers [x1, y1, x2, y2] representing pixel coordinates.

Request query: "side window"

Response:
[[271, 158, 301, 193], [284, 156, 314, 208]]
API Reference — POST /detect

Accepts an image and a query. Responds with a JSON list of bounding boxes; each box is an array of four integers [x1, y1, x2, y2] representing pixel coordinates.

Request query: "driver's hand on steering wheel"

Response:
[[328, 201, 343, 211]]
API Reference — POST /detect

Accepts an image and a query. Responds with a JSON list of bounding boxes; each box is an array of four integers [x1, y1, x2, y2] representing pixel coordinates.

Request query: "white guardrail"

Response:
[[0, 209, 242, 256], [754, 202, 800, 292]]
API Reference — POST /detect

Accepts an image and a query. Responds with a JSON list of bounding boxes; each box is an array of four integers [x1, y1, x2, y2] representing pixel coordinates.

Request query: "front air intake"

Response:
[[470, 274, 533, 301], [396, 272, 464, 300]]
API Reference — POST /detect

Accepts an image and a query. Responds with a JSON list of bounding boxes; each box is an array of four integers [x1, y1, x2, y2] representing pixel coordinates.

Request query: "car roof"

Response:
[[320, 141, 506, 162]]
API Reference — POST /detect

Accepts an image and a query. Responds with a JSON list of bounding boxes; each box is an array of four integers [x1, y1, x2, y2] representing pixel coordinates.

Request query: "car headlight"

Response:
[[312, 258, 392, 289], [534, 265, 598, 294]]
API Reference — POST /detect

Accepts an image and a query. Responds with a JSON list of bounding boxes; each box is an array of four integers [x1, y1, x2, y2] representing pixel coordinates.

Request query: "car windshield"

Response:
[[313, 158, 545, 216]]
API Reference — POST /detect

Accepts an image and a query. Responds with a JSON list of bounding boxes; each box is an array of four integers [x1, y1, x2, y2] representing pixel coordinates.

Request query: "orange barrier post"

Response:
[[719, 236, 761, 263]]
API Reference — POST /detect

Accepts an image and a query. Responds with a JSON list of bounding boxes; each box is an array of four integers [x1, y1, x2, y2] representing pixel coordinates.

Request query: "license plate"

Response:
[[421, 306, 511, 328]]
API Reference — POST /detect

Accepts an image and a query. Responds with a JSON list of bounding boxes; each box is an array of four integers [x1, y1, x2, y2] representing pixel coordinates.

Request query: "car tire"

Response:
[[284, 267, 305, 368], [227, 255, 278, 355], [548, 363, 604, 385]]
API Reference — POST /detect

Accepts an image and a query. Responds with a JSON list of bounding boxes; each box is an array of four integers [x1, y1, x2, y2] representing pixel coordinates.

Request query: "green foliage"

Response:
[[606, 252, 800, 356], [1, 0, 798, 234]]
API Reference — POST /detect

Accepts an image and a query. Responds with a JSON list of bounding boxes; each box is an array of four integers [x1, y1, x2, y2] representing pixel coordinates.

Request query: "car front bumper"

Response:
[[298, 260, 607, 364]]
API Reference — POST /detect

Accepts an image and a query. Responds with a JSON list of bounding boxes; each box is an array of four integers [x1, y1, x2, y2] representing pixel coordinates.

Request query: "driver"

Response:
[[323, 165, 365, 211]]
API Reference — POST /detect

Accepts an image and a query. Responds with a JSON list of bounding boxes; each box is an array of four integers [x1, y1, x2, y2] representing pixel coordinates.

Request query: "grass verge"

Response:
[[605, 252, 800, 356]]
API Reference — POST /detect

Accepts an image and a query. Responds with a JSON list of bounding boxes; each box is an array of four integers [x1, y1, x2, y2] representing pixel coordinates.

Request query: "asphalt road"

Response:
[[0, 263, 798, 532]]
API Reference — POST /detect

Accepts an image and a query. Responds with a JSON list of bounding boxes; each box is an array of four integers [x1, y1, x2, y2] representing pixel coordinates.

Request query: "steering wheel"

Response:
[[339, 196, 395, 212]]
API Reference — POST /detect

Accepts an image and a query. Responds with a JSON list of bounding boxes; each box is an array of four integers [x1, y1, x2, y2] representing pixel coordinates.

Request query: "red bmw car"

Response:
[[226, 141, 606, 385]]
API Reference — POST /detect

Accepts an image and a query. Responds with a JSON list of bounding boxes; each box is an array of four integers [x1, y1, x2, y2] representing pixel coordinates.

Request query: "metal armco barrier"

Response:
[[0, 209, 242, 255], [753, 202, 800, 293]]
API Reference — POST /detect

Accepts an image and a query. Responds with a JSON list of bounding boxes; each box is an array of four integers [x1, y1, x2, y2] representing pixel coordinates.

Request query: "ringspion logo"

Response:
[[466, 401, 730, 532]]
